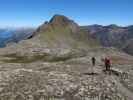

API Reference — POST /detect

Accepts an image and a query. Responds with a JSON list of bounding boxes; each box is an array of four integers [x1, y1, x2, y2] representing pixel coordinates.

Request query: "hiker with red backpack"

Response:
[[104, 57, 111, 71]]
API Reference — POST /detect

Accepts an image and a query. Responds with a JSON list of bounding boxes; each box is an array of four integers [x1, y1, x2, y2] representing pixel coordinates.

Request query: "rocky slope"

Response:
[[0, 15, 132, 100], [0, 47, 133, 100], [34, 14, 100, 49], [82, 25, 133, 55], [122, 39, 133, 55]]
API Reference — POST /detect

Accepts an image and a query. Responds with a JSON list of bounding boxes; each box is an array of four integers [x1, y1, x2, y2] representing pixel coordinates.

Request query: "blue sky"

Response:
[[0, 0, 133, 27]]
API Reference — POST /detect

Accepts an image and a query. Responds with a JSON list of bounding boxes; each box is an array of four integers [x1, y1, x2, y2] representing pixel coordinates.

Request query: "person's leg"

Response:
[[105, 64, 108, 74], [109, 65, 111, 71], [93, 62, 95, 66], [106, 64, 108, 71], [108, 65, 111, 75], [107, 64, 110, 71], [92, 60, 95, 66]]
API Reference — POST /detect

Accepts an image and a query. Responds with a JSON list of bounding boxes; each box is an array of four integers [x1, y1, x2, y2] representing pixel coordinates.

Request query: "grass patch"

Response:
[[0, 53, 74, 63]]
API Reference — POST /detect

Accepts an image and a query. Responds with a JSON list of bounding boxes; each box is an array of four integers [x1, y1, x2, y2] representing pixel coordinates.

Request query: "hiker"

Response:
[[104, 57, 111, 71], [91, 57, 96, 66]]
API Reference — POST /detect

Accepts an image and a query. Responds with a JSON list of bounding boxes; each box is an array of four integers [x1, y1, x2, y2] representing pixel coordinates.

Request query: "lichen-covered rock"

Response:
[[0, 67, 128, 100]]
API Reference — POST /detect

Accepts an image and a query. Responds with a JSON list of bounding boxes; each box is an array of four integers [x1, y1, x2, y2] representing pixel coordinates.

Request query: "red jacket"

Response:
[[105, 58, 111, 65]]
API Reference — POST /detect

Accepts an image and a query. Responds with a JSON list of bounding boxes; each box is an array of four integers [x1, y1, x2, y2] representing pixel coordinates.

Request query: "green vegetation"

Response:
[[37, 15, 100, 48], [78, 28, 101, 47], [39, 25, 76, 47], [0, 50, 86, 63], [39, 25, 100, 49], [0, 53, 73, 63]]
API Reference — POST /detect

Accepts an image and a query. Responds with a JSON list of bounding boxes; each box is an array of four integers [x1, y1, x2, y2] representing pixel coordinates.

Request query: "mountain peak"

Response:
[[33, 14, 100, 48], [36, 14, 79, 34], [49, 14, 71, 26]]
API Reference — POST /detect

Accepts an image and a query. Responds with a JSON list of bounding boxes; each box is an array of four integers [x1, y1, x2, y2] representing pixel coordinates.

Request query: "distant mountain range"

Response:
[[0, 15, 133, 55], [81, 24, 133, 55], [0, 28, 35, 47]]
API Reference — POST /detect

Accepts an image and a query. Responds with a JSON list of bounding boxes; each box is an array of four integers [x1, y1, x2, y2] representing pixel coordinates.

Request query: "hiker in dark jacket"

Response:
[[104, 57, 111, 71], [91, 57, 96, 66]]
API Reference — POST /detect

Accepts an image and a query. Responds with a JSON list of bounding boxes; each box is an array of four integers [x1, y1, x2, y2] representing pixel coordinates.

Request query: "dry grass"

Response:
[[110, 55, 133, 65]]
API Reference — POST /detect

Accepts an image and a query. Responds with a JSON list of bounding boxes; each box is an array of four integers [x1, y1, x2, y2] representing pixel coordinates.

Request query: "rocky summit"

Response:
[[0, 15, 133, 100]]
